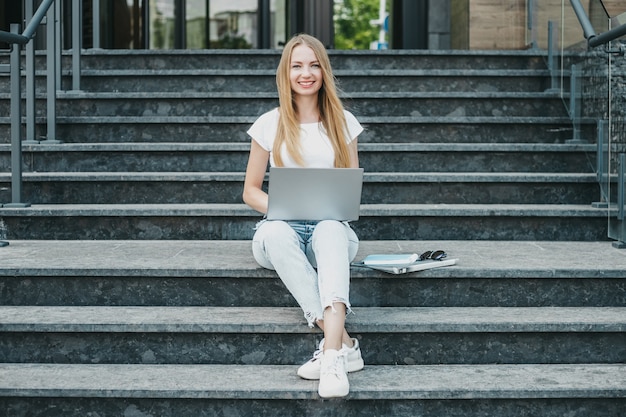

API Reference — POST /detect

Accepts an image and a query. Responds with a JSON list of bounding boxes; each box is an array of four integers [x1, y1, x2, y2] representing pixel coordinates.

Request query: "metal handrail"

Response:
[[0, 0, 55, 45], [569, 0, 626, 48], [569, 0, 597, 41], [0, 0, 57, 207], [589, 23, 626, 48]]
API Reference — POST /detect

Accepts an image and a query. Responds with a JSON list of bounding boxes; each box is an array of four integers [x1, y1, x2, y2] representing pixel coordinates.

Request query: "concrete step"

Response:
[[1, 240, 624, 307], [0, 69, 555, 93], [3, 305, 624, 334], [0, 49, 550, 70], [88, 68, 553, 93], [0, 91, 568, 119], [1, 306, 624, 365], [0, 203, 609, 240], [0, 142, 596, 173], [0, 363, 624, 416], [0, 172, 600, 205], [0, 115, 594, 144]]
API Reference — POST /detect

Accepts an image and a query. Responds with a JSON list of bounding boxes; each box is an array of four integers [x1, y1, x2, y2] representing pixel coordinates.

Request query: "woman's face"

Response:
[[289, 44, 323, 97]]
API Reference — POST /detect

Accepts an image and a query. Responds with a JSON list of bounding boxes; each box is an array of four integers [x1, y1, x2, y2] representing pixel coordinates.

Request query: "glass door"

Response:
[[205, 0, 285, 49], [97, 0, 285, 49], [149, 0, 177, 48], [186, 0, 208, 48]]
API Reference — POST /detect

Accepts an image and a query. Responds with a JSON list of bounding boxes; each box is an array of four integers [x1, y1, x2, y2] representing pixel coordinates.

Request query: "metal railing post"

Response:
[[93, 0, 100, 48], [25, 0, 38, 144], [546, 20, 559, 93], [527, 0, 538, 49], [596, 120, 607, 182], [0, 57, 8, 229], [72, 0, 82, 91], [45, 1, 61, 144], [567, 64, 585, 143], [55, 0, 61, 90], [7, 24, 31, 208], [593, 119, 610, 207], [612, 153, 626, 248], [618, 154, 625, 221]]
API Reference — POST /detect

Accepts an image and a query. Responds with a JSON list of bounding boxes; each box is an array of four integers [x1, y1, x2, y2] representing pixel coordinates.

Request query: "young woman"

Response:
[[242, 34, 364, 398]]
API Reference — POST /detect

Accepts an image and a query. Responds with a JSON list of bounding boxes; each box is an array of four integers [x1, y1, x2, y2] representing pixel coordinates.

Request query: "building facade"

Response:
[[1, 0, 624, 50]]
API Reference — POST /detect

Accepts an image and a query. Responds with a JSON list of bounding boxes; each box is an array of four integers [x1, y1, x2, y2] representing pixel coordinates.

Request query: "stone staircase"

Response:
[[0, 50, 605, 241], [1, 49, 625, 416]]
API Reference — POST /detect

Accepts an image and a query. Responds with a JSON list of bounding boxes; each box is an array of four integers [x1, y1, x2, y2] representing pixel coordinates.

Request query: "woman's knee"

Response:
[[313, 220, 347, 241], [252, 220, 299, 268], [312, 220, 359, 257]]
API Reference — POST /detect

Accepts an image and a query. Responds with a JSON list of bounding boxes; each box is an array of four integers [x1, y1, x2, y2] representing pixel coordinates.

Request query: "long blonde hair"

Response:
[[273, 34, 352, 168]]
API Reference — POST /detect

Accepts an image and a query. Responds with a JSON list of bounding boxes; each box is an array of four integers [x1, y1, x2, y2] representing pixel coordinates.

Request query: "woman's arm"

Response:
[[243, 140, 271, 215], [348, 137, 359, 168]]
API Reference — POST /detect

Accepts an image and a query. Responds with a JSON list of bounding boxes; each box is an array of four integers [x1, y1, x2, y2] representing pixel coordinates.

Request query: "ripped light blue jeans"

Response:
[[252, 219, 359, 327]]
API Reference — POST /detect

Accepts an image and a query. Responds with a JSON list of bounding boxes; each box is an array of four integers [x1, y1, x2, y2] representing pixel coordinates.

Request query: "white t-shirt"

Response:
[[247, 108, 363, 168]]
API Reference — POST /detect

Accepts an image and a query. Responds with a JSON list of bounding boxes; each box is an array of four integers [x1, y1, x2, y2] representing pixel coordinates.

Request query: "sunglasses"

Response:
[[419, 250, 447, 261]]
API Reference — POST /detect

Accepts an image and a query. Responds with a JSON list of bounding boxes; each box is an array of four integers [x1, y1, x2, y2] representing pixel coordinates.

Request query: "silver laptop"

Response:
[[266, 167, 364, 221]]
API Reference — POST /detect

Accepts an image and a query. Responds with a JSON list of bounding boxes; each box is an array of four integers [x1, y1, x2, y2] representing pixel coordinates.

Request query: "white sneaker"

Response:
[[318, 349, 349, 398], [297, 338, 364, 380]]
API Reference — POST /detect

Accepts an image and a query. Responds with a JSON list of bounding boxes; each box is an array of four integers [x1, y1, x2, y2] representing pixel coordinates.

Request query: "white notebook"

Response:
[[362, 253, 419, 266], [353, 258, 458, 274]]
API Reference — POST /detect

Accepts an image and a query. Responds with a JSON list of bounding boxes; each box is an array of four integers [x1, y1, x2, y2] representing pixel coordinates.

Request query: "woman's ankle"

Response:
[[342, 337, 354, 348]]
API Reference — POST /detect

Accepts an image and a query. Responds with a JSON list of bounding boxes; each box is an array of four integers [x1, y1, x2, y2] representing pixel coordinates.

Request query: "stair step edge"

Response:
[[1, 306, 625, 333], [1, 240, 624, 279], [1, 363, 624, 400], [0, 142, 597, 152], [0, 203, 611, 217], [0, 172, 599, 183]]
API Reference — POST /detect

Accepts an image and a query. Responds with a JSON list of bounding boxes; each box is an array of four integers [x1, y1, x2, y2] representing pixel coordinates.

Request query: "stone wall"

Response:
[[576, 39, 626, 212], [577, 41, 625, 152], [611, 42, 626, 153]]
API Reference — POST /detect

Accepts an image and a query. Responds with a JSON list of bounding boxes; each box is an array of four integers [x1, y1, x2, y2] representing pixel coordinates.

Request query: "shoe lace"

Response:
[[311, 348, 323, 362], [321, 352, 347, 377], [309, 338, 325, 362]]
